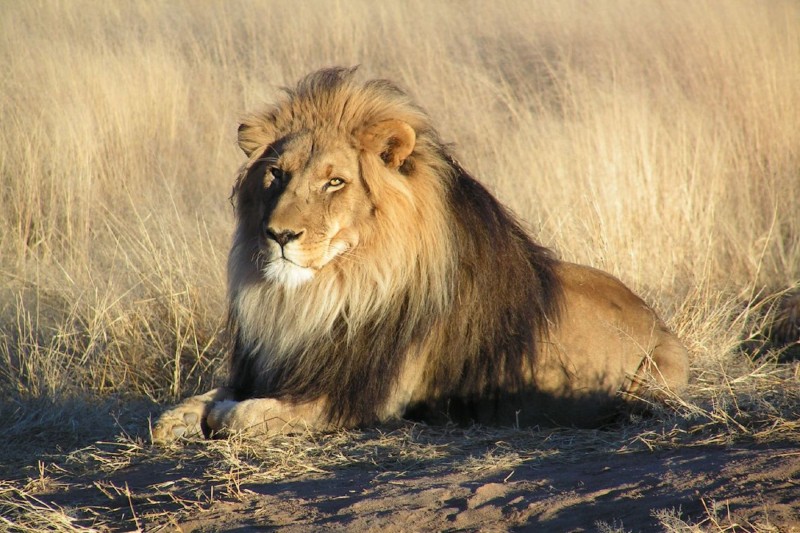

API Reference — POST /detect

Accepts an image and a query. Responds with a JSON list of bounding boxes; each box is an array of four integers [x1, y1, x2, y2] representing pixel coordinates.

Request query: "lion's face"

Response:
[[238, 133, 368, 287], [235, 118, 416, 288]]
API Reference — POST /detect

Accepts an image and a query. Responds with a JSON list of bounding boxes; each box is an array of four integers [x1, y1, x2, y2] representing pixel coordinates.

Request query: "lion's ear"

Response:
[[356, 119, 416, 169], [238, 119, 277, 157]]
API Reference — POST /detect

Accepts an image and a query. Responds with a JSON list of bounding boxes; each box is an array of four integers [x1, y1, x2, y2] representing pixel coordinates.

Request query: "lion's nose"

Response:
[[266, 228, 304, 247]]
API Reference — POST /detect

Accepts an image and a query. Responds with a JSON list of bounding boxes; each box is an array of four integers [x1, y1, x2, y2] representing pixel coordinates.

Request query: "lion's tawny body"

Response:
[[153, 68, 688, 442]]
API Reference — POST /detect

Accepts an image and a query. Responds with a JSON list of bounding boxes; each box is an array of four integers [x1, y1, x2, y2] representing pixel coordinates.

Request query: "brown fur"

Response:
[[153, 67, 689, 442]]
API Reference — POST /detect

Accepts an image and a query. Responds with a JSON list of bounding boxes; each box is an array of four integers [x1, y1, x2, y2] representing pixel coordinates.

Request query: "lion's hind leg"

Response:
[[152, 387, 234, 444], [650, 334, 691, 395], [625, 330, 690, 404]]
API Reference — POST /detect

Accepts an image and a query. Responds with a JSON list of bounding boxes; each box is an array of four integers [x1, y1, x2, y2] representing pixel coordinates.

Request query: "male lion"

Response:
[[153, 67, 689, 442]]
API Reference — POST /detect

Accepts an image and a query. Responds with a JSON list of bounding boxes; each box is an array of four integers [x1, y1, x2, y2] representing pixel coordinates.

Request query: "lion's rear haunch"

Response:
[[226, 67, 689, 429]]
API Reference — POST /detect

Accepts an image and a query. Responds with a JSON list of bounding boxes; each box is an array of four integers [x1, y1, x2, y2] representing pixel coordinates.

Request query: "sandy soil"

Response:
[[27, 439, 800, 532]]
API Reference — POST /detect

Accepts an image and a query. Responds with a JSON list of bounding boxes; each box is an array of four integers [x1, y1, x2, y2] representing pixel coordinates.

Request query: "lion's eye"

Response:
[[326, 177, 345, 190], [265, 166, 287, 188]]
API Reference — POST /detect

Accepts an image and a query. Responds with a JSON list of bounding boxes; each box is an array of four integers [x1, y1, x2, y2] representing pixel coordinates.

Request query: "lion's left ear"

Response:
[[356, 119, 416, 169], [238, 118, 278, 157]]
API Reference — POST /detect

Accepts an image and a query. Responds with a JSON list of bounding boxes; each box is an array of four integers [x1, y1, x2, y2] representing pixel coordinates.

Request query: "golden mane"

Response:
[[228, 67, 562, 425]]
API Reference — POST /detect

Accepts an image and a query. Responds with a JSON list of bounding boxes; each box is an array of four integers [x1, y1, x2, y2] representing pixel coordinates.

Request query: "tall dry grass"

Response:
[[1, 0, 799, 451]]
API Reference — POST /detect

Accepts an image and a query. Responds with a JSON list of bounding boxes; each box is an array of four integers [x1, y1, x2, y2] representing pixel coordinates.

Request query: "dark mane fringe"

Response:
[[415, 157, 564, 424]]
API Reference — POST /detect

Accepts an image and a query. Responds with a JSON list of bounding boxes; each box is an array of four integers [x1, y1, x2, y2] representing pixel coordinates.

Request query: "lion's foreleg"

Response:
[[206, 397, 329, 438], [152, 387, 234, 444]]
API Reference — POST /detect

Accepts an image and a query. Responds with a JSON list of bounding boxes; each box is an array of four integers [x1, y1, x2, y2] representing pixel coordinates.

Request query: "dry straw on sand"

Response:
[[1, 0, 799, 531]]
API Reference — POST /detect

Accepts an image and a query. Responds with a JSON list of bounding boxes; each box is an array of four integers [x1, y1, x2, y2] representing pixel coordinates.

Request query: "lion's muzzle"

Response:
[[266, 227, 304, 248]]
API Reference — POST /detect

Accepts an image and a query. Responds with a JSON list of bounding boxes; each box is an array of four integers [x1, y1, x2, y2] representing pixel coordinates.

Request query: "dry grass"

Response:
[[1, 0, 799, 531]]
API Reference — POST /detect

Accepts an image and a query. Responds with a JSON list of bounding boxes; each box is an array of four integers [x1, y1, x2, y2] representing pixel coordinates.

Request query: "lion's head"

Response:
[[232, 67, 453, 292]]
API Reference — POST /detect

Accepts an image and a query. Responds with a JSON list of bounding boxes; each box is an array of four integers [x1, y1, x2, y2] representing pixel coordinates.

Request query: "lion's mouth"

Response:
[[262, 257, 316, 288]]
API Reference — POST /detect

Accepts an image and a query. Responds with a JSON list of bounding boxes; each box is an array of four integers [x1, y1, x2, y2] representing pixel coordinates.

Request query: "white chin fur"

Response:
[[263, 260, 315, 288]]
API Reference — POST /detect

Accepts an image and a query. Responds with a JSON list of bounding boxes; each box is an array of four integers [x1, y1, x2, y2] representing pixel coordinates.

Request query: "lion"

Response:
[[152, 67, 689, 443]]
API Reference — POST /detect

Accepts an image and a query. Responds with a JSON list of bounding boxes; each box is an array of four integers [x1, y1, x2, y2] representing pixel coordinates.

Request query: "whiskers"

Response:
[[332, 245, 367, 266]]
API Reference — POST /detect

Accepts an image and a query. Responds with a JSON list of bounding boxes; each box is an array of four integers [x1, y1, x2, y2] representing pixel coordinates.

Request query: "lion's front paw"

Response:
[[152, 402, 206, 444], [151, 388, 235, 445]]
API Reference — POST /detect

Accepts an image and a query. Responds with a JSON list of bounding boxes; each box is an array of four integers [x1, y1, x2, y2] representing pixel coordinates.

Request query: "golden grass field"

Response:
[[2, 1, 799, 531]]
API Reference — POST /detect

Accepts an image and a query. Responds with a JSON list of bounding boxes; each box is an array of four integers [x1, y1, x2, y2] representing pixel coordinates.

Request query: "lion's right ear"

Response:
[[237, 119, 277, 157]]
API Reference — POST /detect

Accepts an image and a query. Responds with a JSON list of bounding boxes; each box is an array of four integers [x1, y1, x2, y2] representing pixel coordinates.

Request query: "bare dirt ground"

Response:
[[168, 444, 800, 532], [121, 444, 800, 531], [4, 415, 800, 532]]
